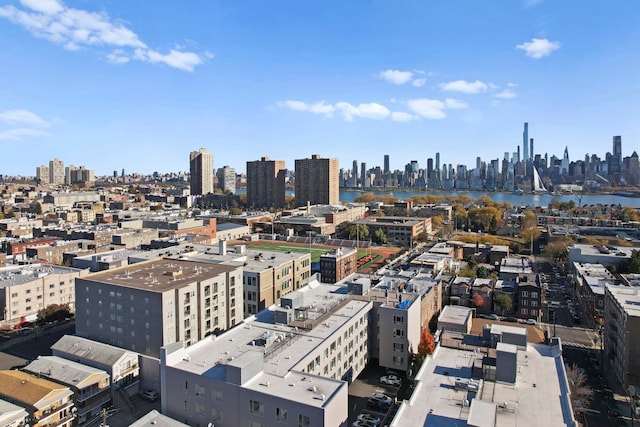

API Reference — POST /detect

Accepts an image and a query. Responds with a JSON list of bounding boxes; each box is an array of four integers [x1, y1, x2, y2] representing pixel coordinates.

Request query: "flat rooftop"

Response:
[[392, 344, 575, 426], [166, 279, 369, 408], [0, 264, 82, 288], [80, 259, 239, 292], [606, 285, 640, 317], [438, 306, 473, 325]]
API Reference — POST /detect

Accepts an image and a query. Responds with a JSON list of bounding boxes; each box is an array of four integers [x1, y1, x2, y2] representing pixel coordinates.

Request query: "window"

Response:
[[250, 400, 264, 416], [393, 315, 404, 323], [212, 407, 222, 421], [393, 329, 405, 337], [195, 384, 205, 396], [276, 408, 288, 422], [522, 291, 529, 297], [298, 414, 311, 427], [531, 300, 538, 307], [522, 299, 529, 306], [393, 342, 404, 352], [521, 308, 529, 315], [531, 291, 538, 298], [195, 403, 205, 415], [393, 355, 404, 365]]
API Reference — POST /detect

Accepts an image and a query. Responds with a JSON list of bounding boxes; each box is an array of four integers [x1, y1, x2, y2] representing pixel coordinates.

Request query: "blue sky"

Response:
[[0, 0, 639, 176]]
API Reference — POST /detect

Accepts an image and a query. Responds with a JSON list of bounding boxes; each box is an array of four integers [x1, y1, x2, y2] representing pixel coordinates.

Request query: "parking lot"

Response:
[[348, 364, 405, 426]]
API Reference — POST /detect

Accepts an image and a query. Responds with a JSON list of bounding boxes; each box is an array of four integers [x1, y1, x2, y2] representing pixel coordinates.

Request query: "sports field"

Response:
[[245, 240, 402, 272]]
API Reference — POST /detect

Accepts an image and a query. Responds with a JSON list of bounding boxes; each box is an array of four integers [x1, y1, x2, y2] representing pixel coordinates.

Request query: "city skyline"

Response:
[[0, 1, 639, 176]]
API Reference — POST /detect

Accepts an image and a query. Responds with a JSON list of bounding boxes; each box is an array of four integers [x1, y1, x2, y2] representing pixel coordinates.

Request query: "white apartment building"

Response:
[[0, 265, 87, 325], [75, 259, 243, 358], [604, 285, 640, 388], [160, 279, 372, 426]]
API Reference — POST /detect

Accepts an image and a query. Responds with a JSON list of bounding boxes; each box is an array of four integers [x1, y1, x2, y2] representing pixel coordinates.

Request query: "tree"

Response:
[[472, 293, 485, 308], [476, 266, 489, 279], [347, 224, 369, 240], [229, 207, 242, 215], [416, 330, 436, 363], [494, 293, 512, 315], [37, 303, 71, 324], [31, 201, 42, 215], [372, 228, 387, 244], [565, 363, 593, 415]]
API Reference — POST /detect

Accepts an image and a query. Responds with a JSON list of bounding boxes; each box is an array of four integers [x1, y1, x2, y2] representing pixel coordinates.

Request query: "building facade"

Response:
[[189, 148, 214, 196], [246, 157, 286, 209], [216, 165, 236, 194], [74, 259, 243, 358], [49, 158, 65, 186], [603, 285, 640, 388], [294, 154, 339, 207], [320, 247, 357, 284], [0, 265, 87, 325]]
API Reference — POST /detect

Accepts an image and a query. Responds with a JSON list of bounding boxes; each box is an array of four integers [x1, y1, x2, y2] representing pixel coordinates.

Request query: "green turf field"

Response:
[[246, 241, 331, 262], [247, 241, 384, 268]]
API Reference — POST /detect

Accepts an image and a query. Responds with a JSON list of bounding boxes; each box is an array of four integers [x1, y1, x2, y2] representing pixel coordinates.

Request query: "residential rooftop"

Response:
[[51, 335, 138, 367], [129, 410, 188, 427], [79, 258, 239, 292], [165, 278, 369, 408], [391, 343, 575, 427], [606, 285, 640, 317], [24, 356, 109, 389], [0, 264, 82, 288]]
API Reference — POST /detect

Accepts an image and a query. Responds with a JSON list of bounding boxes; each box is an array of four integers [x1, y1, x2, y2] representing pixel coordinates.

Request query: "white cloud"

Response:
[[406, 99, 447, 119], [439, 79, 489, 94], [0, 109, 53, 127], [0, 128, 51, 141], [391, 112, 418, 122], [335, 102, 390, 121], [0, 0, 207, 71], [516, 38, 560, 59], [494, 90, 517, 99], [444, 98, 468, 109], [277, 100, 335, 117], [378, 69, 414, 85], [411, 78, 426, 88], [507, 82, 518, 88]]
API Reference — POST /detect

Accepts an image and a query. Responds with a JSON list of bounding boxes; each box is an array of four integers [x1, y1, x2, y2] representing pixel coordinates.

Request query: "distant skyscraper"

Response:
[[36, 165, 49, 184], [295, 154, 339, 207], [612, 136, 623, 174], [523, 122, 529, 162], [384, 155, 390, 174], [530, 138, 534, 160], [49, 158, 64, 185], [435, 152, 440, 171], [189, 148, 214, 195], [246, 157, 286, 209], [561, 146, 570, 175], [360, 162, 367, 188], [217, 165, 236, 194], [352, 160, 359, 187]]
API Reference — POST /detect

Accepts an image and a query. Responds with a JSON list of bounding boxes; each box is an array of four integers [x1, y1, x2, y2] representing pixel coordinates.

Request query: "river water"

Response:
[[339, 189, 640, 208]]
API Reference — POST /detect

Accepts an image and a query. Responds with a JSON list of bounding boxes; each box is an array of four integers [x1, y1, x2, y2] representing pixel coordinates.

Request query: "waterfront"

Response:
[[339, 189, 640, 208]]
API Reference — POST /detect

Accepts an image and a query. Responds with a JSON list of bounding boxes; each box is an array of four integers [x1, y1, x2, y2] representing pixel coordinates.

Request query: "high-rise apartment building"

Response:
[[216, 165, 236, 194], [384, 154, 390, 174], [246, 156, 286, 209], [49, 158, 65, 185], [36, 164, 49, 184], [295, 154, 339, 207], [604, 284, 640, 388], [189, 148, 214, 195]]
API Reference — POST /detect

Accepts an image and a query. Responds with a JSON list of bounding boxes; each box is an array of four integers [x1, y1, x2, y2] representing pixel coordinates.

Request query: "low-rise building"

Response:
[[568, 243, 634, 267], [24, 356, 111, 425], [352, 216, 432, 246], [320, 247, 357, 284], [51, 335, 140, 397], [0, 399, 29, 427], [0, 264, 87, 325], [0, 370, 75, 427], [573, 262, 619, 327]]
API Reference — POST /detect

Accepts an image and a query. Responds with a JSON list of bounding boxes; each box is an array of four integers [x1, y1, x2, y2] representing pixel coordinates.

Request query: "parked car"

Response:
[[503, 317, 518, 323], [379, 375, 402, 387], [485, 314, 499, 320], [140, 389, 159, 402], [356, 413, 381, 425], [370, 393, 393, 405], [524, 319, 537, 326], [353, 421, 378, 427]]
